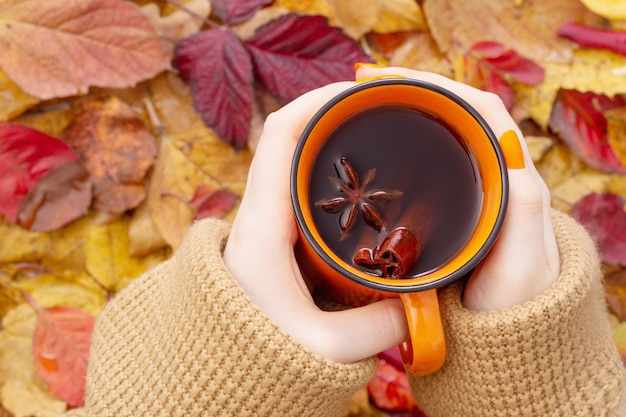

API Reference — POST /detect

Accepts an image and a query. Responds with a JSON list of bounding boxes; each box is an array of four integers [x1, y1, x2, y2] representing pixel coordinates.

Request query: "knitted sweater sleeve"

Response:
[[409, 211, 626, 417], [79, 218, 375, 417]]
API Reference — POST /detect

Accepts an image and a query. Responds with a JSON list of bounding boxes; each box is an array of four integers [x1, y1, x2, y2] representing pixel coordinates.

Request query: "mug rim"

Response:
[[290, 78, 509, 293]]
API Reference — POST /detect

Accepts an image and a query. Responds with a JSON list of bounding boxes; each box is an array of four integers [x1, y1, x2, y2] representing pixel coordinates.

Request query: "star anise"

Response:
[[315, 157, 403, 240]]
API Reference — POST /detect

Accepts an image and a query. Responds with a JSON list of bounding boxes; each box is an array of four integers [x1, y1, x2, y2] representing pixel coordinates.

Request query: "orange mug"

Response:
[[290, 78, 508, 375]]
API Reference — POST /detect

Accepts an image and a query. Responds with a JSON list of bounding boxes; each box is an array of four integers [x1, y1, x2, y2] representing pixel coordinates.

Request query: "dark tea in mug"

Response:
[[308, 105, 483, 279]]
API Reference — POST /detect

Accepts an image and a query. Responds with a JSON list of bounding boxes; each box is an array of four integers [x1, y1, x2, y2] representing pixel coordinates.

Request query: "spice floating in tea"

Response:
[[353, 227, 420, 278], [315, 157, 403, 241]]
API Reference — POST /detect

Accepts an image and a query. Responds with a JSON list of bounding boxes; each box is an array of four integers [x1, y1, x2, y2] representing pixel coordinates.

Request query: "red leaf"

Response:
[[245, 14, 372, 102], [470, 41, 545, 85], [17, 160, 92, 232], [32, 304, 96, 407], [367, 350, 423, 414], [0, 0, 171, 100], [558, 22, 626, 57], [212, 0, 272, 24], [548, 89, 626, 173], [190, 186, 239, 220], [572, 192, 626, 266], [0, 123, 79, 222], [174, 29, 253, 149]]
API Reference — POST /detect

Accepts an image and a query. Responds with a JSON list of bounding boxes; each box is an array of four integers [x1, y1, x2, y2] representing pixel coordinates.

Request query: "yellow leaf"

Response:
[[149, 127, 251, 249], [141, 0, 211, 55], [607, 174, 626, 202], [388, 32, 453, 77], [580, 0, 626, 20], [515, 49, 626, 129], [550, 169, 611, 213], [148, 72, 202, 135], [0, 68, 39, 121], [605, 106, 626, 167], [330, 0, 426, 39], [613, 321, 626, 362], [273, 0, 335, 21], [85, 216, 169, 292], [128, 199, 168, 257], [423, 0, 601, 64], [0, 304, 66, 417], [525, 135, 555, 163], [232, 6, 291, 40], [11, 271, 107, 316], [12, 101, 75, 138]]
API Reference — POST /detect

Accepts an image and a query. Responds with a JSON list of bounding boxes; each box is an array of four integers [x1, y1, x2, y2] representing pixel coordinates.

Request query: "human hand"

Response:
[[355, 65, 560, 312], [222, 82, 409, 364]]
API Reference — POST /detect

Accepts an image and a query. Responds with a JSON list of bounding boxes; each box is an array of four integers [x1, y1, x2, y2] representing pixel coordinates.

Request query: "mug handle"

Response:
[[398, 289, 446, 375]]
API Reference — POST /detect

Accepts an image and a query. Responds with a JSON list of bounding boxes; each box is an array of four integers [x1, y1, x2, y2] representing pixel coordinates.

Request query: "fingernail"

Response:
[[500, 130, 525, 169], [354, 62, 386, 71]]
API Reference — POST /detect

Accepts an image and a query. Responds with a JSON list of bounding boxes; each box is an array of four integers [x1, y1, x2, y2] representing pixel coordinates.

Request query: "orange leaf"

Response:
[[0, 0, 171, 100], [63, 97, 158, 214], [31, 303, 95, 407]]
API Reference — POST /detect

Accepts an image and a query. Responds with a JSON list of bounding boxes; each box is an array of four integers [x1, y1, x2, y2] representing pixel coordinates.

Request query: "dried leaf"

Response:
[[245, 14, 371, 102], [141, 0, 211, 52], [0, 304, 67, 417], [422, 0, 602, 64], [614, 321, 626, 363], [273, 0, 335, 20], [0, 68, 39, 121], [548, 89, 626, 174], [17, 160, 92, 232], [63, 97, 157, 214], [579, 0, 626, 20], [212, 0, 273, 24], [128, 200, 168, 257], [468, 41, 545, 85], [85, 216, 168, 292], [605, 106, 626, 167], [190, 186, 239, 220], [0, 0, 171, 100], [386, 32, 452, 77], [0, 123, 79, 222], [174, 29, 254, 148], [550, 169, 611, 214], [329, 0, 426, 39], [30, 300, 95, 407], [515, 48, 626, 129], [572, 192, 626, 266], [148, 126, 250, 248]]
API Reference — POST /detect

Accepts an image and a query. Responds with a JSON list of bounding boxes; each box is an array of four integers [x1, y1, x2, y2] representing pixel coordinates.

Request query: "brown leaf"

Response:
[[30, 300, 95, 407], [17, 160, 92, 232], [64, 97, 157, 214], [0, 0, 171, 100], [422, 0, 602, 64], [0, 123, 79, 222]]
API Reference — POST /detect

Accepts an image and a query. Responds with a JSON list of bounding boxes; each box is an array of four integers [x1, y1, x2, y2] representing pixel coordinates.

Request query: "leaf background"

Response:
[[1, 0, 626, 416]]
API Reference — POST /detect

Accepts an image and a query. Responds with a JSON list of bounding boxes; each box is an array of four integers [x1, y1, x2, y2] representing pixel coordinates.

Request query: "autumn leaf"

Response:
[[579, 0, 626, 20], [605, 268, 626, 322], [0, 0, 171, 100], [26, 294, 95, 407], [174, 29, 254, 149], [558, 23, 626, 57], [0, 123, 79, 223], [212, 0, 273, 24], [0, 69, 39, 122], [63, 97, 158, 214], [0, 304, 67, 417], [17, 160, 92, 232], [548, 89, 626, 174], [190, 186, 239, 220], [422, 0, 602, 64], [572, 192, 626, 266], [245, 14, 372, 102]]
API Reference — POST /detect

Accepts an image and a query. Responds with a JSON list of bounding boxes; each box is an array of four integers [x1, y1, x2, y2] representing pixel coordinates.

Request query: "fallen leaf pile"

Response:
[[1, 0, 626, 416]]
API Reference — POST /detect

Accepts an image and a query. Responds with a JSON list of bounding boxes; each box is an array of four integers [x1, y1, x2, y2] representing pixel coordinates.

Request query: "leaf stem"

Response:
[[162, 0, 220, 30]]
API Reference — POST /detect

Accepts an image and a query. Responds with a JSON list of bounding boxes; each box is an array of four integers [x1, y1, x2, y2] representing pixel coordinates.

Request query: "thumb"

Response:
[[317, 298, 408, 363]]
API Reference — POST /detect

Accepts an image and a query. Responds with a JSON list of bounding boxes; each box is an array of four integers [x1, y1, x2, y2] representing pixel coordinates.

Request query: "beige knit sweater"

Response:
[[63, 211, 626, 417]]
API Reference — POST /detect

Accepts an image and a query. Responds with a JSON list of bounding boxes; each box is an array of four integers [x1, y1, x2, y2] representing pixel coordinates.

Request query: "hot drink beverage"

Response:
[[308, 105, 483, 278]]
